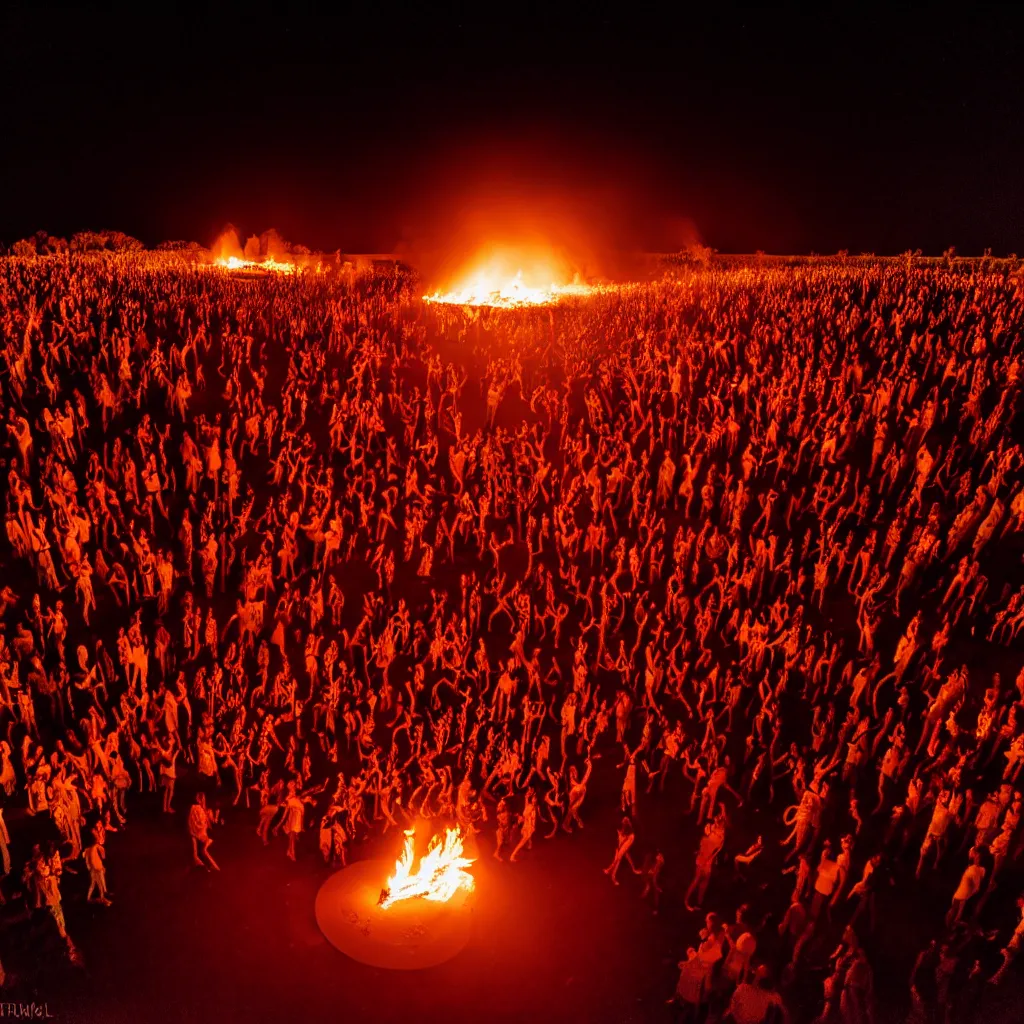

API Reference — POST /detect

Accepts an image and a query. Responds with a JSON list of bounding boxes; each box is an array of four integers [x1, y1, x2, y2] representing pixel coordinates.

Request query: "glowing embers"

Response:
[[213, 255, 296, 274], [378, 827, 475, 909], [424, 269, 596, 308]]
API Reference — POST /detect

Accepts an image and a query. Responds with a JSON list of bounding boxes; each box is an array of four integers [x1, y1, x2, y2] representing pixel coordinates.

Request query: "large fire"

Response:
[[213, 254, 296, 274], [378, 827, 475, 909], [424, 269, 595, 308], [209, 227, 297, 274], [423, 245, 601, 308]]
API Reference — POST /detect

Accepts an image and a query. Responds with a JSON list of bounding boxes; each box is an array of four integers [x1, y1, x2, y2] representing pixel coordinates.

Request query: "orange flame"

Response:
[[213, 254, 297, 274], [378, 827, 475, 909], [209, 227, 296, 274], [424, 270, 595, 308], [423, 245, 600, 308]]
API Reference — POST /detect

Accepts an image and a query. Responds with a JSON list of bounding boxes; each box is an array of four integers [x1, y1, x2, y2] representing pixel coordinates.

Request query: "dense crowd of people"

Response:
[[1, 250, 1024, 1021]]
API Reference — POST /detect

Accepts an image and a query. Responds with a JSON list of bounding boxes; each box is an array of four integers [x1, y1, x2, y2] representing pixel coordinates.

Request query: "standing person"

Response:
[[621, 749, 639, 817], [84, 837, 111, 904], [318, 811, 334, 865], [188, 792, 220, 871], [563, 756, 593, 832], [725, 966, 788, 1024], [991, 896, 1024, 984], [723, 906, 758, 988], [281, 781, 312, 862], [916, 789, 953, 878], [685, 810, 727, 911], [509, 789, 538, 863], [698, 758, 741, 824], [159, 738, 178, 814], [318, 807, 348, 866], [110, 753, 131, 825], [38, 860, 74, 955], [695, 913, 727, 1001], [669, 947, 709, 1017], [638, 851, 665, 914], [810, 841, 840, 921], [257, 780, 283, 846], [946, 848, 985, 926], [493, 797, 513, 861], [603, 816, 637, 885]]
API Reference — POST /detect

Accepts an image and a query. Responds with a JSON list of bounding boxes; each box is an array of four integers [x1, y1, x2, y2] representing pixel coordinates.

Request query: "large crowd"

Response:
[[1, 250, 1024, 1022]]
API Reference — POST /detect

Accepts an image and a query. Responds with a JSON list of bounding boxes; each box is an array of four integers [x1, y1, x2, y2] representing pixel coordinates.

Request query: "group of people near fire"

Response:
[[1, 247, 1024, 1022]]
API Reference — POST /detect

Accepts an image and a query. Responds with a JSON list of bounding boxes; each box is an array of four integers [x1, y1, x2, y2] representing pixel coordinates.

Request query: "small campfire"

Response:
[[378, 827, 475, 910]]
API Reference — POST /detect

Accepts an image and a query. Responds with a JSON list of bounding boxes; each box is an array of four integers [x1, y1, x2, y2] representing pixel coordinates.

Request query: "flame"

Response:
[[209, 227, 296, 274], [213, 254, 296, 274], [423, 245, 601, 307], [378, 827, 475, 909], [424, 269, 595, 308]]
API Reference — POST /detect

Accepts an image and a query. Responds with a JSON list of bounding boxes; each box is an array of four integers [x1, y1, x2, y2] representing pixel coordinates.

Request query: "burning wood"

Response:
[[214, 255, 296, 274], [378, 827, 475, 909], [424, 268, 594, 308], [209, 226, 297, 274]]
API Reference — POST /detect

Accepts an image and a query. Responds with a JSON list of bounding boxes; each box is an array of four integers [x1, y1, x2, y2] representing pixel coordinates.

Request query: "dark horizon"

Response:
[[2, 6, 1023, 258]]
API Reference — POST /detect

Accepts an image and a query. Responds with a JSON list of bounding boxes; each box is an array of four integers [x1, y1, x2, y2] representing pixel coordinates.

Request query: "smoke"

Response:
[[390, 126, 694, 288], [210, 225, 294, 261], [260, 229, 291, 261], [399, 195, 615, 294], [210, 224, 243, 261], [659, 216, 704, 253], [205, 136, 692, 282]]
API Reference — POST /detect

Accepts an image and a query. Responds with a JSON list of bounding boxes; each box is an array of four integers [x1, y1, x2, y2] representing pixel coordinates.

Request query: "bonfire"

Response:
[[423, 265, 596, 308], [378, 827, 475, 909], [213, 255, 296, 274]]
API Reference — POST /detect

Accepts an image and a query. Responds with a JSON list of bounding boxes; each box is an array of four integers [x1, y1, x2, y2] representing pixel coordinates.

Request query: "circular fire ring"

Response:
[[315, 859, 475, 969]]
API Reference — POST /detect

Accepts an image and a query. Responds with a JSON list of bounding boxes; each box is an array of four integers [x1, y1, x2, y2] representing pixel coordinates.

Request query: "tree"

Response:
[[682, 242, 715, 266], [103, 230, 144, 252], [29, 231, 69, 255], [70, 231, 108, 252], [70, 230, 144, 252], [11, 238, 37, 257]]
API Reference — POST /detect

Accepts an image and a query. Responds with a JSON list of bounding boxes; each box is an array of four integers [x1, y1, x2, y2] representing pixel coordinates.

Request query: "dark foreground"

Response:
[[4, 771, 1024, 1024], [4, 788, 673, 1024]]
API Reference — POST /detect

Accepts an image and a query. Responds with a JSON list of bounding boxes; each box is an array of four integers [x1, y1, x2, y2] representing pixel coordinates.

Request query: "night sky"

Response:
[[2, 6, 1022, 256]]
